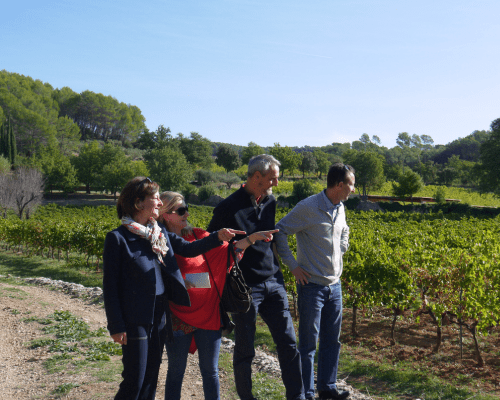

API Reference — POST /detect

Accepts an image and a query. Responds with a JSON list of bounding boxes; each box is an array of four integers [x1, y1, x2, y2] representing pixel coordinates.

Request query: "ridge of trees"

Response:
[[0, 69, 499, 208]]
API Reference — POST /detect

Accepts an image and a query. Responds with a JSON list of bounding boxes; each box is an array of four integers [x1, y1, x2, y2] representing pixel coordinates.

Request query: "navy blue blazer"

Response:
[[103, 224, 221, 335]]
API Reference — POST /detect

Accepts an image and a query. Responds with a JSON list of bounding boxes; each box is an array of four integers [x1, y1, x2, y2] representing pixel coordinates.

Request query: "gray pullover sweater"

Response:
[[275, 190, 349, 286]]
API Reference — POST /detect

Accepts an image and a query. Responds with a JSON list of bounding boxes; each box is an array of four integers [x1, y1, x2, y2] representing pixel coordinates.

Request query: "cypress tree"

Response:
[[8, 116, 16, 164], [0, 121, 5, 158]]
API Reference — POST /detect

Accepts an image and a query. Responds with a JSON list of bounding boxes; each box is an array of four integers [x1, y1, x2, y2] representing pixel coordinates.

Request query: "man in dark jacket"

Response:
[[207, 154, 304, 400]]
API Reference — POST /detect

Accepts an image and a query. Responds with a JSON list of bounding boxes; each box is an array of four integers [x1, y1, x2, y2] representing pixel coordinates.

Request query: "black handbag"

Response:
[[221, 243, 253, 314]]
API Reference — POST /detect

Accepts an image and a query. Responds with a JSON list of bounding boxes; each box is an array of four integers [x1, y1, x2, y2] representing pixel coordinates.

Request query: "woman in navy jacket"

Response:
[[103, 177, 242, 400]]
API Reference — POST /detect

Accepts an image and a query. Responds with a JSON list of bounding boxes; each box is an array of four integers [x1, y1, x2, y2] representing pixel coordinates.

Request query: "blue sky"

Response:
[[4, 0, 500, 148]]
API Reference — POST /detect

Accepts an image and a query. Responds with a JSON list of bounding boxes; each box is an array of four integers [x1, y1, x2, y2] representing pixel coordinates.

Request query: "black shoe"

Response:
[[306, 397, 315, 400], [318, 389, 350, 400]]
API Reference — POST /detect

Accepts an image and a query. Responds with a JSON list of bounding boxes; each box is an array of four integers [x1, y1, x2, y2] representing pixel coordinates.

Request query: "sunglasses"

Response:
[[169, 204, 189, 216], [136, 177, 152, 188]]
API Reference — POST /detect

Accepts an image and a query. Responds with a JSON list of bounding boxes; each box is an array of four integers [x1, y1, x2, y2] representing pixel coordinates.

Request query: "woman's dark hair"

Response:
[[326, 163, 355, 188], [116, 177, 160, 219]]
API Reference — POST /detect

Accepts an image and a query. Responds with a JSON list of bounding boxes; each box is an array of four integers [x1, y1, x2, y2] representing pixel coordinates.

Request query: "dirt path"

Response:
[[0, 281, 233, 400]]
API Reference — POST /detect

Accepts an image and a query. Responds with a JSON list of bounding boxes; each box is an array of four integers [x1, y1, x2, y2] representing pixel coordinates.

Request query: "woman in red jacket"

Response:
[[158, 191, 276, 400]]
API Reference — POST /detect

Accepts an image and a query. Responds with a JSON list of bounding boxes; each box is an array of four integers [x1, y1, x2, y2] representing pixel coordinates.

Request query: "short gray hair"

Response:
[[247, 154, 280, 178]]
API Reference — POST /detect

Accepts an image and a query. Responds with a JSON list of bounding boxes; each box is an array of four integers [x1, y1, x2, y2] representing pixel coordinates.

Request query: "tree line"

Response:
[[1, 69, 499, 218]]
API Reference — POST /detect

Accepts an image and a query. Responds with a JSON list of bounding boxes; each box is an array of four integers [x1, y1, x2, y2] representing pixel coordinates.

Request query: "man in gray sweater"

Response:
[[275, 163, 355, 400]]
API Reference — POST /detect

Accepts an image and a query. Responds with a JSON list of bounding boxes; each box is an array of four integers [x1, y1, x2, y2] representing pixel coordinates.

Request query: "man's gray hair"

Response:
[[247, 154, 281, 178]]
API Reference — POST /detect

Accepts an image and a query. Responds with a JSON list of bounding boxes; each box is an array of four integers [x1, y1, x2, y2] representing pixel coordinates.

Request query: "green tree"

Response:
[[0, 116, 17, 165], [35, 140, 78, 193], [62, 90, 146, 143], [392, 170, 424, 204], [129, 160, 150, 178], [384, 163, 403, 182], [215, 144, 241, 172], [479, 118, 500, 196], [70, 141, 103, 193], [194, 170, 216, 185], [100, 162, 134, 200], [421, 134, 434, 149], [312, 149, 330, 179], [55, 115, 80, 156], [144, 146, 193, 192], [215, 172, 241, 189], [351, 140, 365, 151], [441, 154, 478, 187], [433, 131, 486, 164], [0, 71, 58, 155], [136, 125, 177, 151], [396, 132, 411, 148], [96, 144, 133, 198], [7, 116, 17, 165], [322, 142, 350, 158], [177, 132, 213, 169], [359, 133, 371, 149], [241, 142, 265, 165], [417, 161, 438, 185], [269, 143, 301, 177], [0, 119, 6, 159], [437, 166, 458, 186], [299, 152, 317, 178], [343, 150, 385, 197]]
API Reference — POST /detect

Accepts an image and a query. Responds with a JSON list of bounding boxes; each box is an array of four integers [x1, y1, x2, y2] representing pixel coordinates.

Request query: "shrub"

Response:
[[215, 172, 241, 189], [0, 155, 10, 174], [193, 170, 216, 185], [182, 184, 198, 199], [433, 186, 447, 205], [198, 184, 218, 202], [292, 179, 315, 201]]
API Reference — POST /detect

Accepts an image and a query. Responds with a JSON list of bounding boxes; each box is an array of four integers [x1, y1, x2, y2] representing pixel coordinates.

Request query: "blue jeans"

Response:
[[232, 276, 304, 400], [297, 282, 343, 398], [164, 328, 222, 400]]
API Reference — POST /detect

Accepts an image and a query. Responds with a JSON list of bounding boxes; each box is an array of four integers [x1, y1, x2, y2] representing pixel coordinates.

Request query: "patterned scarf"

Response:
[[121, 216, 169, 263]]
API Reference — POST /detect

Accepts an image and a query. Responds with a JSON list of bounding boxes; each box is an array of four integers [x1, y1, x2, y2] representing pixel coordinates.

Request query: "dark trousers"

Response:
[[232, 276, 304, 400], [115, 297, 167, 400]]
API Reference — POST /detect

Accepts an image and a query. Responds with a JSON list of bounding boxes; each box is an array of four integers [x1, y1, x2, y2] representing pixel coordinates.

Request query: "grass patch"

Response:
[[88, 359, 123, 382], [23, 315, 53, 325], [223, 316, 278, 353], [252, 371, 286, 399], [0, 250, 103, 288], [25, 310, 121, 376], [0, 286, 29, 299], [218, 352, 238, 399], [219, 350, 286, 400], [52, 382, 81, 396], [339, 354, 498, 400]]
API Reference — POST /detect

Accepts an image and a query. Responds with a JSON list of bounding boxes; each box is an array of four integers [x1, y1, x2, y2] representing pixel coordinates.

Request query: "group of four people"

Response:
[[103, 154, 355, 400]]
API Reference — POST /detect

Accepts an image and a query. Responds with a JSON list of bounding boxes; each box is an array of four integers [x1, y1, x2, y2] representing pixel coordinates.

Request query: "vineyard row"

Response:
[[0, 204, 499, 365]]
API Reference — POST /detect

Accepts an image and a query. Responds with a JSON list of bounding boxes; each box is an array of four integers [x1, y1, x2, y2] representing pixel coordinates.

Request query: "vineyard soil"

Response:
[[338, 307, 500, 397], [0, 281, 234, 400]]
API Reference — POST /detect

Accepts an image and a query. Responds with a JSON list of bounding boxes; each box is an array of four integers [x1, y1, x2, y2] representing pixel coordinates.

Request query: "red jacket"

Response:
[[169, 228, 237, 332]]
